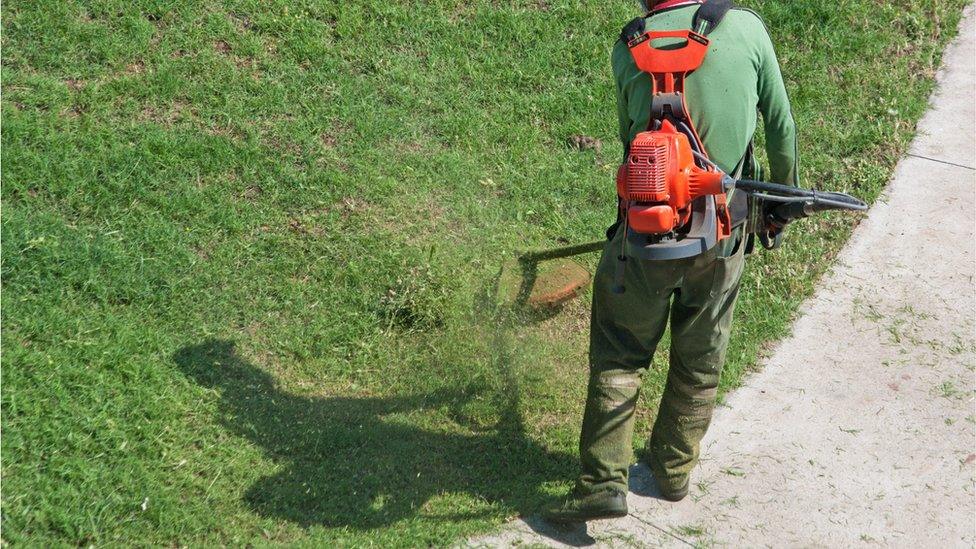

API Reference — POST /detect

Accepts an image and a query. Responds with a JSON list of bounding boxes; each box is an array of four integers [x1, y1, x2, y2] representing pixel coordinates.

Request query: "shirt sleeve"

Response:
[[612, 42, 632, 157], [755, 28, 799, 186]]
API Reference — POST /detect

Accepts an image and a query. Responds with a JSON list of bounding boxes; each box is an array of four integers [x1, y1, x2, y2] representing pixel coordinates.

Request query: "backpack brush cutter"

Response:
[[503, 167, 866, 312], [502, 4, 867, 311]]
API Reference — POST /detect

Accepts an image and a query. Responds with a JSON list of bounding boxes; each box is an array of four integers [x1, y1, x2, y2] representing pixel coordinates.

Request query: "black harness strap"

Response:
[[692, 0, 733, 36], [620, 0, 733, 44], [620, 16, 646, 44]]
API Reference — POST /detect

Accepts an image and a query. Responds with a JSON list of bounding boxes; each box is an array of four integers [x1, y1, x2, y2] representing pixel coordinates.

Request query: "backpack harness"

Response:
[[614, 0, 737, 269]]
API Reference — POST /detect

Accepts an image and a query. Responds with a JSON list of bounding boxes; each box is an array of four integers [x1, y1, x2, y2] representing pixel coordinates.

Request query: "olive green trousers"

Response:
[[577, 225, 746, 495]]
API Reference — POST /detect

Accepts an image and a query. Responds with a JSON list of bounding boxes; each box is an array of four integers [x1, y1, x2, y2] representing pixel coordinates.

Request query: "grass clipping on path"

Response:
[[1, 0, 967, 546]]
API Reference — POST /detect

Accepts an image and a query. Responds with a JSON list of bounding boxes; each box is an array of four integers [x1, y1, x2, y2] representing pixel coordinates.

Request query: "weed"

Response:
[[677, 524, 707, 537], [720, 495, 740, 508], [935, 380, 962, 399], [378, 263, 450, 331]]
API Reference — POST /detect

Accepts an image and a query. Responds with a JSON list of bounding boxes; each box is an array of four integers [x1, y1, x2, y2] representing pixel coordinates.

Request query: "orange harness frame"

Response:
[[616, 29, 732, 246]]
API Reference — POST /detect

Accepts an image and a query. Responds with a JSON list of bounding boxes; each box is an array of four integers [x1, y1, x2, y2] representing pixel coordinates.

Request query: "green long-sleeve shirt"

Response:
[[612, 4, 799, 186]]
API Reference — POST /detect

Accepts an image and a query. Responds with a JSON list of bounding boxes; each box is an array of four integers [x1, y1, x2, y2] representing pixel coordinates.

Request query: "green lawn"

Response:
[[1, 0, 967, 546]]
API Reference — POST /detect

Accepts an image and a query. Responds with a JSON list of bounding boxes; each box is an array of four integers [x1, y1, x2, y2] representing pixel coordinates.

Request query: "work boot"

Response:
[[641, 449, 690, 502], [654, 474, 689, 502], [541, 488, 628, 523]]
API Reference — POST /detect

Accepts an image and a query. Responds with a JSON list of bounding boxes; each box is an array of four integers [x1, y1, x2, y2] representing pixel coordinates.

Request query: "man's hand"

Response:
[[759, 201, 788, 249]]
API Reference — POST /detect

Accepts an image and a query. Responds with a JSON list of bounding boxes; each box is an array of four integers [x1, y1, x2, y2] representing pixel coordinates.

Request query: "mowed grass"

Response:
[[1, 0, 967, 545]]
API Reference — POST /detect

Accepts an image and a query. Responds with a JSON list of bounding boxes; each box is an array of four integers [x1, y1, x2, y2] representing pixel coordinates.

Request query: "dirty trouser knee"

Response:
[[647, 234, 746, 492], [578, 232, 675, 494]]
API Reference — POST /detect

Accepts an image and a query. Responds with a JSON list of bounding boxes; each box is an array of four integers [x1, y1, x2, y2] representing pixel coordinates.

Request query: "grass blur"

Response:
[[1, 0, 967, 545]]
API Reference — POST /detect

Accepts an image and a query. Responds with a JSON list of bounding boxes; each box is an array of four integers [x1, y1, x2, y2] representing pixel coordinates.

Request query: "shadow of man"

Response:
[[173, 339, 575, 531]]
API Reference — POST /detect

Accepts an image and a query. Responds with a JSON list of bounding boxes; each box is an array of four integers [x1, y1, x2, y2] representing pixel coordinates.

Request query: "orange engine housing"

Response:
[[616, 120, 730, 238]]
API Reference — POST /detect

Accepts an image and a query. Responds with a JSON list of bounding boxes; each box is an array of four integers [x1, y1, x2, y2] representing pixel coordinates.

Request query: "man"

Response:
[[544, 0, 798, 522]]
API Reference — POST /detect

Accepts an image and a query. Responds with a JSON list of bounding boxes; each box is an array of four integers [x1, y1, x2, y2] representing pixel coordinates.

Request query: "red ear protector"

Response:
[[640, 0, 701, 13]]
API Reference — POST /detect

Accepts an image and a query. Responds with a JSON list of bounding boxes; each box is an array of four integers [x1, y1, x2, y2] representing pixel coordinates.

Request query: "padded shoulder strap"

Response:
[[692, 0, 733, 35], [619, 16, 646, 44]]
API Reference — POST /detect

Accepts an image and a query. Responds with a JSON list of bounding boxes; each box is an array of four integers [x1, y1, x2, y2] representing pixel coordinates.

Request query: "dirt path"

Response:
[[469, 5, 975, 547]]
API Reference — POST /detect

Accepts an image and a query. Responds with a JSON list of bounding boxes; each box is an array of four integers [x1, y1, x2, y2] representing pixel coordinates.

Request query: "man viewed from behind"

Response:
[[544, 0, 798, 522]]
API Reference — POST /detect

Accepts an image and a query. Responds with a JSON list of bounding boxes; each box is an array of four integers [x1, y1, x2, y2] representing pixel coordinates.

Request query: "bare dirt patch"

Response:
[[567, 134, 602, 153]]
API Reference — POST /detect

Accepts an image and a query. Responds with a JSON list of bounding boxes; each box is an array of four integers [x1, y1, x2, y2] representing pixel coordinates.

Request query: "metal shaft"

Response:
[[519, 240, 606, 263]]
